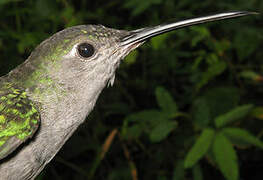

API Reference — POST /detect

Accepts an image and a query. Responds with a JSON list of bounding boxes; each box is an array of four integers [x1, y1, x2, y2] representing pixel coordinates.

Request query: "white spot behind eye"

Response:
[[64, 44, 78, 59]]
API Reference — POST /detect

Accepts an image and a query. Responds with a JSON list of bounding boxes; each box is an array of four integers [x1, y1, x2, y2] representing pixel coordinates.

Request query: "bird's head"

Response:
[[10, 24, 142, 103], [28, 24, 138, 89], [8, 11, 254, 104]]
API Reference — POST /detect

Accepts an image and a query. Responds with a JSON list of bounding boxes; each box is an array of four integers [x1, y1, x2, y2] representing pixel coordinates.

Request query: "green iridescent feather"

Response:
[[0, 81, 40, 160]]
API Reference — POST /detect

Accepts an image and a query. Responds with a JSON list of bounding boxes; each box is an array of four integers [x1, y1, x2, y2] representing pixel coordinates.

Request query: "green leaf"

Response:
[[184, 128, 215, 168], [213, 133, 238, 180], [222, 128, 263, 149], [149, 120, 177, 143], [190, 26, 210, 47], [124, 110, 168, 127], [239, 70, 261, 81], [194, 87, 240, 122], [196, 59, 226, 90], [215, 104, 254, 128], [155, 87, 178, 116]]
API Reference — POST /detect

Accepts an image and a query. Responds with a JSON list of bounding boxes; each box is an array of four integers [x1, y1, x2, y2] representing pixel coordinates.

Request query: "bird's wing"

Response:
[[0, 82, 40, 160]]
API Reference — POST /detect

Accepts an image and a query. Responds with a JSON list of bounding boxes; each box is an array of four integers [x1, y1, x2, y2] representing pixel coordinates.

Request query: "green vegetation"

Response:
[[0, 0, 262, 179]]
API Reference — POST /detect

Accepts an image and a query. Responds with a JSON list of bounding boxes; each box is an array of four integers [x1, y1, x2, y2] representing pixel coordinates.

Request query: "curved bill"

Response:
[[120, 11, 257, 46]]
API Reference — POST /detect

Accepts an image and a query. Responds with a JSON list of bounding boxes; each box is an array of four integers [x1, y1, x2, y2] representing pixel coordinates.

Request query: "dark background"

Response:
[[0, 0, 262, 180]]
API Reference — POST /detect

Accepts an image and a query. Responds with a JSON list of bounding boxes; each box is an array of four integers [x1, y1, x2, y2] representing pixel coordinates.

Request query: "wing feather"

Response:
[[0, 81, 40, 160]]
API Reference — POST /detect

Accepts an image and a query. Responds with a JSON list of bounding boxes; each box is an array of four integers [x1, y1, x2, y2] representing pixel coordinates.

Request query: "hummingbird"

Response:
[[0, 11, 256, 179]]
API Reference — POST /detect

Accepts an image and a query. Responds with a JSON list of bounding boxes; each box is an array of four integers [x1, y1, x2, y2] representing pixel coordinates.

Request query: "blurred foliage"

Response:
[[0, 0, 263, 180]]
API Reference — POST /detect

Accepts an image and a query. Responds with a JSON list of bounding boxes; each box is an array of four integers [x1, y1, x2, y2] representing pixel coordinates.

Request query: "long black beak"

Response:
[[120, 11, 257, 46]]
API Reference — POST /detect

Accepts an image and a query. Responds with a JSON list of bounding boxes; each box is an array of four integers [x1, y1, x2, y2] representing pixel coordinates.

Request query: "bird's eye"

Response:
[[77, 43, 95, 58]]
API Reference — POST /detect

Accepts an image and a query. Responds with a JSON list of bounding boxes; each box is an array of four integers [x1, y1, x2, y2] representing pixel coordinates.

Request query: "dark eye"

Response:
[[77, 43, 95, 58]]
